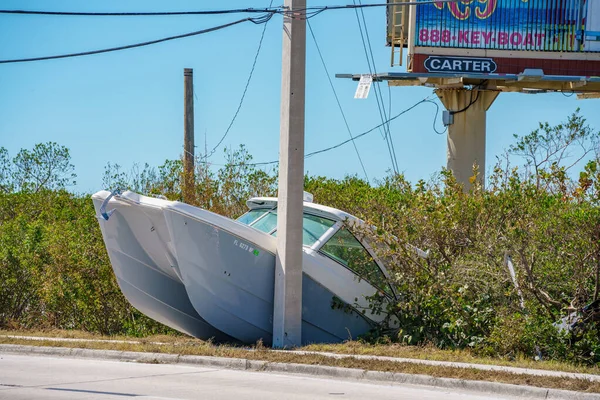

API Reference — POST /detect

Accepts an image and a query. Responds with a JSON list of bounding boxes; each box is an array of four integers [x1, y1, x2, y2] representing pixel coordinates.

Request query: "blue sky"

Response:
[[1, 0, 598, 194]]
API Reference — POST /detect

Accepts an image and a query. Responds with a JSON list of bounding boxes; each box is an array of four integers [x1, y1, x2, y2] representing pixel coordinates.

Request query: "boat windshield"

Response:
[[251, 210, 278, 234], [300, 214, 335, 246], [237, 209, 268, 225], [238, 208, 335, 247], [320, 228, 392, 296]]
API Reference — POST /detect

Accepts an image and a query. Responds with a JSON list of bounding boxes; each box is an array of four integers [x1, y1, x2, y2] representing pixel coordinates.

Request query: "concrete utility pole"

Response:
[[183, 68, 195, 203], [273, 0, 306, 348], [436, 89, 499, 189]]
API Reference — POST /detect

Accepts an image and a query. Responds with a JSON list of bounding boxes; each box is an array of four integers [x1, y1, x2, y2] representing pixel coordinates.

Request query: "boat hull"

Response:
[[164, 205, 374, 345], [92, 192, 233, 341]]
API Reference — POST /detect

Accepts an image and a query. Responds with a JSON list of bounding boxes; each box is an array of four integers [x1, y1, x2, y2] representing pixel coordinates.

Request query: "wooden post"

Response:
[[183, 68, 195, 203]]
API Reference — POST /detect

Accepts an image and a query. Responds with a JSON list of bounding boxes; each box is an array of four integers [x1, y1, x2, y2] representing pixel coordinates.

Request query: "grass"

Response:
[[2, 328, 599, 375], [1, 329, 600, 393], [302, 341, 600, 375]]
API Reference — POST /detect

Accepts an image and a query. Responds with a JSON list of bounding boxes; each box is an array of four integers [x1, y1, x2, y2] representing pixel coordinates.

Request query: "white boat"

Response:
[[91, 191, 234, 341], [93, 190, 399, 345]]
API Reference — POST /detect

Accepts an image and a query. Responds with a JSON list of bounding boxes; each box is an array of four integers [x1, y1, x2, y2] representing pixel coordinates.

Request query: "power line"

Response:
[[0, 1, 459, 65], [424, 99, 448, 135], [352, 0, 398, 175], [0, 14, 273, 64], [0, 2, 456, 17], [358, 0, 399, 174], [305, 97, 429, 158], [299, 1, 457, 12], [448, 81, 488, 115], [0, 8, 282, 16], [207, 0, 275, 158], [357, 0, 400, 175], [307, 20, 370, 184], [199, 97, 432, 167], [355, 0, 396, 172]]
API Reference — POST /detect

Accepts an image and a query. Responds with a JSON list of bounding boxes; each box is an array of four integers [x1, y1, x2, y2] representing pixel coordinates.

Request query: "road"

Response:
[[0, 353, 516, 400]]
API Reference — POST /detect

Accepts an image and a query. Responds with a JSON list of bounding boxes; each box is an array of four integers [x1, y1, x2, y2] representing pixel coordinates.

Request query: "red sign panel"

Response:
[[411, 53, 600, 76]]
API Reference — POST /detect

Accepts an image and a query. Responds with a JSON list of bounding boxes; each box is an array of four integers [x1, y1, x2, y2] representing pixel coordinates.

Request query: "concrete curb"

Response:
[[284, 349, 600, 382], [5, 334, 599, 383], [1, 344, 599, 400]]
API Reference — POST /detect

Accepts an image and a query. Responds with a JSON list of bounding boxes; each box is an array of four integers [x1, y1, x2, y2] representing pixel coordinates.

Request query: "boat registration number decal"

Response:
[[233, 239, 260, 256]]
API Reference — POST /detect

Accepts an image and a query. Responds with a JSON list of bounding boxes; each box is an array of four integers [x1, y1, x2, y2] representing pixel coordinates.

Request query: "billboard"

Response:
[[416, 0, 590, 51], [405, 0, 600, 76]]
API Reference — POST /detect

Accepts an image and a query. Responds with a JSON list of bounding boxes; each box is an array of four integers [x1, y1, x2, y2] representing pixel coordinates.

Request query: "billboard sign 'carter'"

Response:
[[424, 56, 497, 74]]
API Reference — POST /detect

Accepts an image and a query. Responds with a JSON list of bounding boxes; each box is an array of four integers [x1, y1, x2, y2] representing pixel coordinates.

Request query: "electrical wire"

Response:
[[298, 1, 458, 12], [352, 0, 394, 173], [0, 8, 282, 16], [0, 14, 273, 64], [0, 1, 459, 65], [450, 89, 480, 115], [352, 0, 399, 175], [424, 99, 448, 135], [350, 4, 379, 138], [305, 97, 431, 158], [199, 97, 432, 167], [307, 20, 370, 184], [206, 1, 275, 158], [448, 81, 488, 115], [358, 0, 399, 174], [282, 1, 459, 20], [0, 2, 457, 17], [299, 9, 329, 20]]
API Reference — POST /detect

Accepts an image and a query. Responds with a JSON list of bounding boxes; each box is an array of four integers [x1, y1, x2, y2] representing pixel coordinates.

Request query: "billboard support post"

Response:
[[436, 89, 499, 190]]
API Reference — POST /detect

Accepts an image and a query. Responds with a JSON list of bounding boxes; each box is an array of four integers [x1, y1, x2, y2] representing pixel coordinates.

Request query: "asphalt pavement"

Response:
[[0, 353, 516, 400]]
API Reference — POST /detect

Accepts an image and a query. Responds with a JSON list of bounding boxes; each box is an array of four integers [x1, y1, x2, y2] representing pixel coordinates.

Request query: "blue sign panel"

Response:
[[415, 0, 592, 52]]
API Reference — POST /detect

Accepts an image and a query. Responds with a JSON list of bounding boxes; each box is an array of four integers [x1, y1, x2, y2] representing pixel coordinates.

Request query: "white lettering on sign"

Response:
[[424, 56, 497, 74]]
